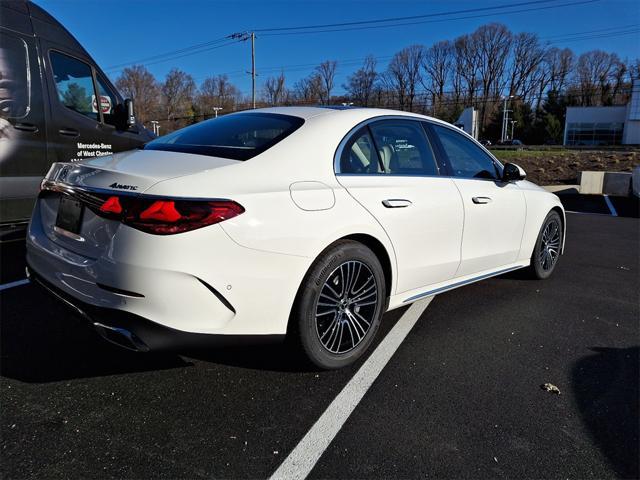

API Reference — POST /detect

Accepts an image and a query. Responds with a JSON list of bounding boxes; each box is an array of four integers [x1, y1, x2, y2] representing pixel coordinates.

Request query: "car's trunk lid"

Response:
[[39, 150, 239, 258]]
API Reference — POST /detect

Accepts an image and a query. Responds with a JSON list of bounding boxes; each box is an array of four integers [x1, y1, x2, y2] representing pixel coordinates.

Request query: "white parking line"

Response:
[[603, 195, 619, 217], [0, 278, 30, 292], [270, 296, 434, 480]]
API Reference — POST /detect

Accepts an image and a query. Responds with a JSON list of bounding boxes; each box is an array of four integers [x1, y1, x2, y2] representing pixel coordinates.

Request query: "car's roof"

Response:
[[240, 106, 449, 126]]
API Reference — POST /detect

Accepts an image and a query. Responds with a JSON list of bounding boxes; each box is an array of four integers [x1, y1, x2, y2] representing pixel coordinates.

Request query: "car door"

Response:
[[336, 118, 464, 294], [0, 29, 49, 223], [42, 47, 134, 164], [427, 122, 526, 277]]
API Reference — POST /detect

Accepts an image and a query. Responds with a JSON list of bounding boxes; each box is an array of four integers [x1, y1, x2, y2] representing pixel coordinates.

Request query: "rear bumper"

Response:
[[27, 264, 285, 352], [27, 196, 311, 336]]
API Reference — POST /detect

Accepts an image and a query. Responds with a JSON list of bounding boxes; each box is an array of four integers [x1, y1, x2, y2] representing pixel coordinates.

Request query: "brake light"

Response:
[[92, 196, 244, 235], [100, 196, 123, 214]]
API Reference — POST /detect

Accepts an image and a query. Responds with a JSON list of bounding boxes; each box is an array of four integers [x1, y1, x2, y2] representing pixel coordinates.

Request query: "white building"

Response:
[[455, 107, 479, 139], [564, 80, 640, 146]]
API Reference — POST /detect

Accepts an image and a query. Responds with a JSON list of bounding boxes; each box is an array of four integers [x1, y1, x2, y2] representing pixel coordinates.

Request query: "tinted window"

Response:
[[0, 32, 30, 119], [369, 121, 438, 175], [50, 51, 97, 121], [340, 128, 383, 174], [145, 113, 304, 161], [96, 75, 118, 127], [432, 124, 500, 180]]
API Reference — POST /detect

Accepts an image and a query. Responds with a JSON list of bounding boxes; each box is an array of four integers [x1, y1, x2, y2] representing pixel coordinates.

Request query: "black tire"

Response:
[[290, 240, 386, 370], [528, 211, 563, 280]]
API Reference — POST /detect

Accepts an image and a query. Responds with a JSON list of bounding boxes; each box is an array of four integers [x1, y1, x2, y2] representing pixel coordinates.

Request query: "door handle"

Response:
[[59, 128, 80, 137], [13, 123, 39, 133], [382, 199, 412, 208], [472, 196, 492, 204]]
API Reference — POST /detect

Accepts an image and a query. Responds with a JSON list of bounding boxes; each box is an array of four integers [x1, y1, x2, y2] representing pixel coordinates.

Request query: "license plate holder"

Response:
[[55, 195, 84, 235]]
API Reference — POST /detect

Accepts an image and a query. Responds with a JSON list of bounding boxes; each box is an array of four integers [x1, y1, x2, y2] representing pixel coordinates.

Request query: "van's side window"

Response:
[[96, 76, 118, 127], [50, 51, 98, 121], [0, 32, 30, 119]]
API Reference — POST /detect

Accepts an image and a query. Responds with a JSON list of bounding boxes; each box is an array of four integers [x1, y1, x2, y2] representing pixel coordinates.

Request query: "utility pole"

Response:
[[212, 106, 222, 118], [251, 32, 256, 109], [501, 95, 514, 143], [228, 31, 256, 109]]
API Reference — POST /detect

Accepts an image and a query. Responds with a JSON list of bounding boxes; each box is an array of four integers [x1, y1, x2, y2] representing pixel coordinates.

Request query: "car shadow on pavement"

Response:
[[0, 289, 191, 383], [572, 346, 639, 479]]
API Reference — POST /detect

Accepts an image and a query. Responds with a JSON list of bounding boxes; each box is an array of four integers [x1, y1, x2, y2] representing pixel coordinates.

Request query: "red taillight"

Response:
[[100, 196, 123, 214], [94, 196, 244, 235], [139, 200, 181, 222]]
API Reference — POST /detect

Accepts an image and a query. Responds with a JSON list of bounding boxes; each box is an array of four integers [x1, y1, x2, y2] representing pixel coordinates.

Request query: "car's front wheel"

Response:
[[528, 211, 563, 279], [291, 240, 386, 369]]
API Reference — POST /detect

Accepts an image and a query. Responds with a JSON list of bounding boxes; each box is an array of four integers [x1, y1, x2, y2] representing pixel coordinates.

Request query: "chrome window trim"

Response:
[[333, 115, 442, 176], [334, 115, 505, 182]]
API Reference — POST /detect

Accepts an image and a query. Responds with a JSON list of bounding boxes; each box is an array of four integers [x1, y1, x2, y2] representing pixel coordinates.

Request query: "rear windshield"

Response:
[[144, 112, 304, 160]]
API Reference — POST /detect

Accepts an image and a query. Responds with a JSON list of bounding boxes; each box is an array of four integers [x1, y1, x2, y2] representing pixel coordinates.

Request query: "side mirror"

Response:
[[502, 162, 526, 182], [124, 98, 136, 128]]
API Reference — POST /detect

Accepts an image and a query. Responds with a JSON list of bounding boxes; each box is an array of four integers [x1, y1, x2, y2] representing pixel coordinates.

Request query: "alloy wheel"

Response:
[[315, 260, 378, 354], [539, 219, 561, 271]]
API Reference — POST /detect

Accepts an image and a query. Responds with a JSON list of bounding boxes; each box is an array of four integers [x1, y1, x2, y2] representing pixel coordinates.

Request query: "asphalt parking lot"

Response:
[[1, 199, 638, 479]]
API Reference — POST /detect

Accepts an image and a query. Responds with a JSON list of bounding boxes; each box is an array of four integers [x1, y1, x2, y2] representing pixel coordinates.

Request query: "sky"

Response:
[[36, 0, 640, 97]]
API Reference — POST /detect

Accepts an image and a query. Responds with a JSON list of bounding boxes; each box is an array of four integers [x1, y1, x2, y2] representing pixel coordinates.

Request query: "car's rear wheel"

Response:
[[291, 240, 386, 369], [528, 211, 563, 279]]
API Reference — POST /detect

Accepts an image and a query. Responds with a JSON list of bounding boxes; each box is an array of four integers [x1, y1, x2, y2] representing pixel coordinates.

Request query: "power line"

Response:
[[106, 36, 231, 70], [106, 38, 245, 73], [253, 0, 559, 32], [106, 0, 599, 73], [259, 0, 599, 37]]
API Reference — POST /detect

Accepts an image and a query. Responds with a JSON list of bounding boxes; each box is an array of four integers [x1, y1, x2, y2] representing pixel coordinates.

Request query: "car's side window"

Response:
[[369, 120, 439, 176], [431, 124, 500, 180], [339, 127, 384, 174], [50, 51, 98, 121]]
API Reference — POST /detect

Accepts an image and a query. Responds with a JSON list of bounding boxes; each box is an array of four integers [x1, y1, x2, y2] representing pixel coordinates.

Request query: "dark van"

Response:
[[0, 0, 153, 233]]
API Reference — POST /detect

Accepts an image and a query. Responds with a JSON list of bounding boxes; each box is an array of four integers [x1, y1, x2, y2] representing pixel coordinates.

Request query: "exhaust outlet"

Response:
[[93, 322, 149, 352]]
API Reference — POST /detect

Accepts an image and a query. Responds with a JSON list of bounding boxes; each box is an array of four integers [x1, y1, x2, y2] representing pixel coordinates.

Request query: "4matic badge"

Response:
[[109, 182, 138, 191]]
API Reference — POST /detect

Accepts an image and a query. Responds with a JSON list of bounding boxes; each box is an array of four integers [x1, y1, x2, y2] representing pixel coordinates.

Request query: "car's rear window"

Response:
[[144, 113, 304, 160]]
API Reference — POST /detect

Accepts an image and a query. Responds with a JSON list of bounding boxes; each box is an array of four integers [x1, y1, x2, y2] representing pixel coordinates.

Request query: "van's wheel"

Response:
[[291, 240, 386, 369], [528, 211, 563, 280]]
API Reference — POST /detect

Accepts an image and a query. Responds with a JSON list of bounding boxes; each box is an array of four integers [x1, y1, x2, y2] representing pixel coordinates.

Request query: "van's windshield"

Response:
[[144, 113, 304, 161]]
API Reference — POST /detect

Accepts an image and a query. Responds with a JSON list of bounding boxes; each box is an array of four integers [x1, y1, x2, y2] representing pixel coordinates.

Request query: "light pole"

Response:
[[501, 95, 514, 143], [510, 120, 517, 141], [212, 106, 222, 118]]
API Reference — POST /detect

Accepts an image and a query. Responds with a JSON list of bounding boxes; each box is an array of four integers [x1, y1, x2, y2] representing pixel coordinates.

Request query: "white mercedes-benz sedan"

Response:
[[26, 107, 565, 369]]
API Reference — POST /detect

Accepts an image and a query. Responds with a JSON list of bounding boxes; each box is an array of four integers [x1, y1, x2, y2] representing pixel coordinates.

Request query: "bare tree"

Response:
[[198, 74, 239, 116], [316, 60, 338, 104], [472, 24, 513, 126], [546, 47, 574, 93], [161, 68, 196, 125], [386, 45, 424, 111], [453, 34, 480, 106], [508, 32, 546, 102], [575, 50, 619, 105], [292, 73, 323, 104], [115, 65, 159, 124], [421, 40, 453, 115], [263, 72, 287, 105], [344, 56, 378, 106]]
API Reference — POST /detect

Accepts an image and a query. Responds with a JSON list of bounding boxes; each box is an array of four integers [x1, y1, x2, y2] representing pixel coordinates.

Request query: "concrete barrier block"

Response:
[[579, 171, 604, 194], [633, 166, 640, 197], [603, 172, 632, 197]]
